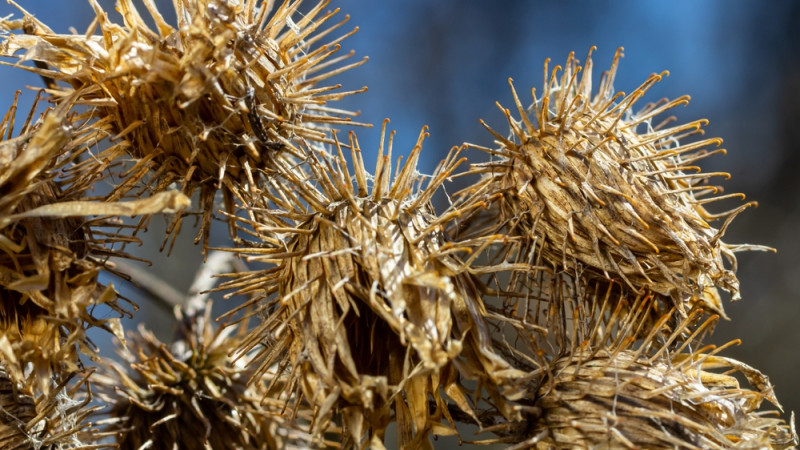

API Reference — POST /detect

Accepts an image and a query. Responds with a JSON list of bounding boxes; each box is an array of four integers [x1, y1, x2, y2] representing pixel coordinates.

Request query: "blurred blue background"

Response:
[[2, 0, 798, 441]]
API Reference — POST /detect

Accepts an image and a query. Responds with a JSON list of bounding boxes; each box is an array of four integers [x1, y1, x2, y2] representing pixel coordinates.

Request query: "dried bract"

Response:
[[481, 269, 700, 372], [0, 369, 100, 450], [0, 95, 126, 393], [461, 286, 797, 448], [0, 3, 793, 448], [530, 349, 796, 449], [0, 93, 191, 395]]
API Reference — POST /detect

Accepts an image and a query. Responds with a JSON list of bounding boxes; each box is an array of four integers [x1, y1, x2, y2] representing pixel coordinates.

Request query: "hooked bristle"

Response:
[[0, 3, 793, 447], [0, 369, 99, 450], [530, 348, 795, 449], [0, 94, 145, 395]]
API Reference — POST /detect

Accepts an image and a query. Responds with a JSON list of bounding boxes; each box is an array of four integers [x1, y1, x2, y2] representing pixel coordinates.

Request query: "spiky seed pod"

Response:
[[219, 124, 534, 448], [444, 219, 727, 386], [95, 305, 307, 450], [528, 348, 797, 449], [0, 369, 100, 450], [0, 0, 368, 252], [0, 370, 38, 450], [466, 287, 796, 448], [0, 91, 187, 394], [0, 94, 145, 394], [456, 47, 770, 315]]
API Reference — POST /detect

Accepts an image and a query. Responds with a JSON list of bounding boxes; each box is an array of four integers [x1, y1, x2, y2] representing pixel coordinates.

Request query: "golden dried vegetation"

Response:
[[0, 1, 795, 449]]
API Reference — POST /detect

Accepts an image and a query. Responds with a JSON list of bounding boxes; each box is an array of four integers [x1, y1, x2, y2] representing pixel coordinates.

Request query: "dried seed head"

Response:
[[459, 47, 769, 314], [95, 305, 301, 450], [0, 370, 37, 450], [0, 0, 368, 252], [469, 284, 796, 448], [530, 348, 797, 449], [0, 369, 99, 450], [220, 124, 532, 446], [0, 95, 135, 393]]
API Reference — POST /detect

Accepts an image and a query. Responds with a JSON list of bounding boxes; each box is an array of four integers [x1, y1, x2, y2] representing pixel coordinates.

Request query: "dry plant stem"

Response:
[[108, 258, 185, 310]]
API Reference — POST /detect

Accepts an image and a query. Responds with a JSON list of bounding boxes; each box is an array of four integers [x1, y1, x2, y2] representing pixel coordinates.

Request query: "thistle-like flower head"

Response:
[[95, 304, 305, 449], [531, 347, 796, 449], [458, 48, 770, 315], [0, 369, 99, 450], [0, 93, 137, 394], [1, 0, 368, 251], [218, 123, 536, 446]]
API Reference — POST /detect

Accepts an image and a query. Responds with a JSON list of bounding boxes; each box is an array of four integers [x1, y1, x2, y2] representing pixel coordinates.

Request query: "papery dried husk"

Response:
[[218, 124, 534, 448], [526, 348, 797, 449], [94, 304, 312, 450], [0, 368, 102, 450], [480, 272, 699, 373], [0, 370, 38, 450], [0, 0, 368, 253], [455, 47, 771, 316]]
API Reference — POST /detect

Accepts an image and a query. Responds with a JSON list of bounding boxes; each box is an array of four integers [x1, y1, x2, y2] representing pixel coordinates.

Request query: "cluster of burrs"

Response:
[[0, 1, 795, 448]]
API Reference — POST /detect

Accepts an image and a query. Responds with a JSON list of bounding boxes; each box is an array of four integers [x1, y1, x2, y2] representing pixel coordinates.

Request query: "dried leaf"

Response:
[[1, 190, 190, 226]]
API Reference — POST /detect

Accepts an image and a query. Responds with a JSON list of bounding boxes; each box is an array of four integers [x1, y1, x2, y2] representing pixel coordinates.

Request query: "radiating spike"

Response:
[[509, 79, 537, 137]]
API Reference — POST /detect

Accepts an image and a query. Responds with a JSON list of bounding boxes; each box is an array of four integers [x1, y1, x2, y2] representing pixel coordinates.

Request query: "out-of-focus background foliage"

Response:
[[2, 0, 798, 434]]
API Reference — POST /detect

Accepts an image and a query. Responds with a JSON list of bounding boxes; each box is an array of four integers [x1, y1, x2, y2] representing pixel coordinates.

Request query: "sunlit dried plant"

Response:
[[0, 90, 189, 448], [0, 92, 137, 396], [520, 292, 794, 449], [531, 346, 795, 449], [1, 0, 367, 252], [0, 1, 796, 449], [0, 368, 99, 450], [94, 303, 315, 449], [218, 123, 540, 447], [455, 47, 771, 317]]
